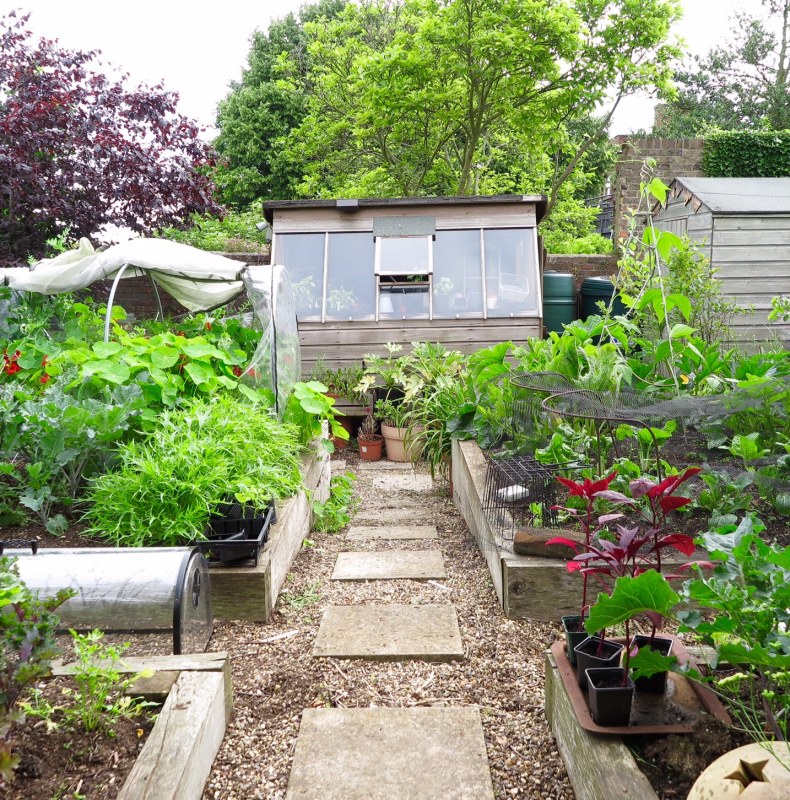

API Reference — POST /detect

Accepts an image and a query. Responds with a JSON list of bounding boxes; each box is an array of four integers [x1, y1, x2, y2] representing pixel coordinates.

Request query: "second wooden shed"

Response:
[[654, 177, 790, 343]]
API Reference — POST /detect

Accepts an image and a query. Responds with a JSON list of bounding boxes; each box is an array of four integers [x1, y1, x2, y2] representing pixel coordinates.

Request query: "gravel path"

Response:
[[204, 455, 574, 799]]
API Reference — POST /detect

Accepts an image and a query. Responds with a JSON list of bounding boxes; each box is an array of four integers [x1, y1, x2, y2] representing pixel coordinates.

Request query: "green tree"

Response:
[[655, 0, 790, 135], [213, 0, 346, 207], [282, 0, 679, 215]]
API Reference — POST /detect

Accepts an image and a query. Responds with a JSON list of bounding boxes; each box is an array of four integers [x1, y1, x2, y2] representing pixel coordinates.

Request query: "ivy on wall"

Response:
[[702, 131, 790, 177]]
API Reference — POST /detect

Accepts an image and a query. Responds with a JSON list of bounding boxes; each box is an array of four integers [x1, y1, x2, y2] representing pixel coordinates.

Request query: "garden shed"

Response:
[[263, 195, 546, 372], [654, 177, 790, 344]]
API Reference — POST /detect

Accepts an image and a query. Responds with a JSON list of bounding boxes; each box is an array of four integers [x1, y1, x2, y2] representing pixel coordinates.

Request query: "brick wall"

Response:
[[612, 136, 705, 242], [545, 254, 618, 293], [90, 251, 270, 319]]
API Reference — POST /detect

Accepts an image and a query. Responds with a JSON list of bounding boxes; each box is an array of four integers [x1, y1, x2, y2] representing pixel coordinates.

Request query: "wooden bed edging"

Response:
[[451, 438, 582, 621], [544, 649, 659, 800], [54, 652, 233, 800], [209, 445, 330, 622]]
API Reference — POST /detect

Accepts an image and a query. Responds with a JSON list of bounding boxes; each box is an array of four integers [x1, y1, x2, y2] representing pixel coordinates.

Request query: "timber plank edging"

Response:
[[544, 650, 659, 800], [57, 653, 234, 800], [209, 445, 330, 622], [117, 669, 228, 800]]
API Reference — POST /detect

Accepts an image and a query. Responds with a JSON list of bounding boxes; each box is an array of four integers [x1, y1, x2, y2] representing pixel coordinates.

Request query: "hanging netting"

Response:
[[480, 371, 790, 553]]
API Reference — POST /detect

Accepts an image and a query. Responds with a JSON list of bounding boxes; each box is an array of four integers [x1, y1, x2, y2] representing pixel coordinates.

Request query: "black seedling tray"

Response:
[[197, 500, 276, 566]]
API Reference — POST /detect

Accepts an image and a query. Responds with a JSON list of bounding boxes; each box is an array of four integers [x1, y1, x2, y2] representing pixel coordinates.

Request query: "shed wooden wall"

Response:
[[299, 317, 541, 374], [656, 199, 790, 344], [271, 202, 537, 234]]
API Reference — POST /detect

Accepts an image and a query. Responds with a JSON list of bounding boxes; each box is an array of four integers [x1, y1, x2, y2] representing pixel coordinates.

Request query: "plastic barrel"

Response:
[[579, 276, 626, 320], [542, 272, 577, 334]]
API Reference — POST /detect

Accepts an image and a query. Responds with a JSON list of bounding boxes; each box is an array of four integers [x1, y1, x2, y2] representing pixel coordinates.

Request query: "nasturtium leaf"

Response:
[[151, 347, 180, 369], [82, 359, 130, 384], [91, 341, 123, 358], [585, 571, 679, 634], [184, 362, 213, 385]]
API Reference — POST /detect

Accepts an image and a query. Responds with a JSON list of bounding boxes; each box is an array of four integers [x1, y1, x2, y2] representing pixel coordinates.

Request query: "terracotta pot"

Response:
[[358, 434, 384, 462], [381, 424, 409, 462]]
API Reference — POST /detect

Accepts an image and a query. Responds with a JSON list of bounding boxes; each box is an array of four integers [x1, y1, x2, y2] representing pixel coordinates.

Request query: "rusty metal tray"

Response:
[[550, 635, 731, 735]]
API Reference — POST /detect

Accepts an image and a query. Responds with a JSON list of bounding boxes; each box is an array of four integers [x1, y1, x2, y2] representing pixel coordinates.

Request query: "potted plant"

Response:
[[374, 398, 413, 462], [432, 276, 454, 315], [548, 467, 704, 666], [357, 414, 383, 462], [583, 570, 681, 725], [546, 471, 618, 665]]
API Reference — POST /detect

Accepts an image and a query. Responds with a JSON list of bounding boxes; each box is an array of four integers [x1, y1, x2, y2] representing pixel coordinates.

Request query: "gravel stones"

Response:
[[203, 453, 574, 799]]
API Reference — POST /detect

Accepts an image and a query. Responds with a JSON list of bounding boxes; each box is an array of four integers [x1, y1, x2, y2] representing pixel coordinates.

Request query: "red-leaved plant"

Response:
[[548, 468, 711, 638]]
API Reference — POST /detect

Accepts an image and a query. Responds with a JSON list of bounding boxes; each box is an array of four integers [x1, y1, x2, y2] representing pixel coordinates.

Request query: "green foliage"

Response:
[[540, 194, 613, 254], [58, 327, 248, 410], [696, 469, 754, 527], [724, 432, 770, 468], [83, 394, 303, 546], [679, 516, 790, 740], [157, 209, 269, 252], [213, 0, 347, 205], [0, 558, 73, 785], [280, 0, 679, 202], [585, 570, 679, 635], [62, 630, 156, 733], [703, 130, 790, 177], [374, 398, 410, 429], [312, 472, 357, 532], [655, 1, 790, 136], [283, 381, 348, 452]]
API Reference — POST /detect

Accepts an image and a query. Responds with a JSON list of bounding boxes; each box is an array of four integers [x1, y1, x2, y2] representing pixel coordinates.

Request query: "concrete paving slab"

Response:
[[312, 604, 463, 661], [357, 461, 414, 471], [286, 706, 493, 800], [332, 550, 446, 580], [353, 506, 426, 523], [346, 525, 438, 541], [330, 459, 347, 475], [366, 472, 434, 491]]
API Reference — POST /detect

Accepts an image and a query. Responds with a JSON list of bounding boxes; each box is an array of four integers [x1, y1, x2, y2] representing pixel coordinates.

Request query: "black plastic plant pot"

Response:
[[197, 500, 276, 566], [586, 667, 634, 727], [561, 615, 589, 667], [574, 636, 624, 689], [631, 634, 674, 695]]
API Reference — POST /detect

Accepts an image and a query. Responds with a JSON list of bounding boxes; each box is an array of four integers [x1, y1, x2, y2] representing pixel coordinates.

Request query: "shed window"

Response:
[[326, 233, 375, 320], [277, 233, 324, 319], [433, 230, 483, 317], [483, 229, 539, 316], [275, 226, 539, 322]]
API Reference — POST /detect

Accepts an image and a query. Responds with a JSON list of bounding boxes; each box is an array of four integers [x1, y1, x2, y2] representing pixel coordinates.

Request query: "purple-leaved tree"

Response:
[[0, 11, 221, 266]]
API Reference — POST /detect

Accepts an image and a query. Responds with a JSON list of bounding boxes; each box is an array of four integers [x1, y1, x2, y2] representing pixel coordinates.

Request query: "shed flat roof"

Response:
[[672, 177, 790, 214], [263, 194, 548, 224]]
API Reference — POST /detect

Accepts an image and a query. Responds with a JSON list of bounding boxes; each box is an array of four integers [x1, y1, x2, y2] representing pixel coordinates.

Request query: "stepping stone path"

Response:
[[331, 549, 447, 580], [312, 604, 464, 661], [285, 460, 495, 800], [286, 707, 493, 800], [345, 524, 438, 541]]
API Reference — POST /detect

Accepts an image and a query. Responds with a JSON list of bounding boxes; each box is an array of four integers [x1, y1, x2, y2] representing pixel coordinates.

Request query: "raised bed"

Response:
[[53, 652, 233, 800], [451, 439, 695, 621], [544, 648, 659, 800], [209, 446, 330, 622]]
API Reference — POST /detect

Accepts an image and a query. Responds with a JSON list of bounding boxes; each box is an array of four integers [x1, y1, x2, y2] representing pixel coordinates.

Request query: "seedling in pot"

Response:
[[585, 570, 681, 686]]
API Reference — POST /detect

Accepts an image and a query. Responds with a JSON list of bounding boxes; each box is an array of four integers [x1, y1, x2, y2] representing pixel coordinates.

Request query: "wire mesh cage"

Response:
[[480, 372, 586, 546], [483, 454, 560, 542]]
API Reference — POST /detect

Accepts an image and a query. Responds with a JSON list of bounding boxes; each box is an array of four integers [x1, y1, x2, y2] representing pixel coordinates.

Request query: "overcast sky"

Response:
[[5, 0, 747, 138]]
